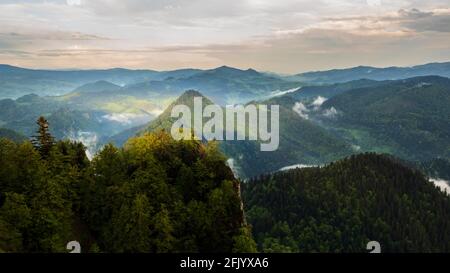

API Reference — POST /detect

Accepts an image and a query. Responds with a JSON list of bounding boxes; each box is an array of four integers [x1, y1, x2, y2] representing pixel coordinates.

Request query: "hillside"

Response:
[[113, 74, 450, 178], [284, 79, 382, 100], [0, 128, 27, 143], [0, 129, 256, 253], [243, 153, 450, 252], [220, 95, 353, 178], [72, 81, 121, 93], [104, 90, 212, 147], [138, 90, 353, 178], [317, 76, 450, 161]]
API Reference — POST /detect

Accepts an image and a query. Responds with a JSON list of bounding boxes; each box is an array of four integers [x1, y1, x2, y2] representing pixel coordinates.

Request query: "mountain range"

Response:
[[1, 61, 450, 179], [286, 62, 450, 84]]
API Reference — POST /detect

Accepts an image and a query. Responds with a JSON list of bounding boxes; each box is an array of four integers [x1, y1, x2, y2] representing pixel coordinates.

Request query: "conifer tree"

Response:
[[31, 116, 55, 159]]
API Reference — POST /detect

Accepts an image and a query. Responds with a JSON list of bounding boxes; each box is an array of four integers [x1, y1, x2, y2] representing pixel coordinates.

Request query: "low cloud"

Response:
[[226, 158, 242, 178], [312, 96, 327, 107], [0, 30, 110, 42], [66, 130, 98, 160], [292, 102, 309, 119], [429, 178, 450, 195], [280, 163, 317, 171], [322, 107, 339, 118], [270, 86, 301, 97], [102, 113, 152, 125]]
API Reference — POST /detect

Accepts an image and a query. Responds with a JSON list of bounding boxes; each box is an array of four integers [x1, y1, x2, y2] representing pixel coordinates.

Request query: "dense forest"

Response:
[[0, 117, 256, 253], [2, 117, 450, 253], [242, 153, 450, 253]]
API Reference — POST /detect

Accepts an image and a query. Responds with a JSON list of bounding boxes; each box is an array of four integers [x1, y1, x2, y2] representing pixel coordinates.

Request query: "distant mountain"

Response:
[[107, 74, 450, 177], [243, 153, 450, 252], [123, 66, 301, 105], [135, 90, 353, 178], [0, 64, 159, 99], [287, 62, 450, 84], [155, 68, 204, 80], [3, 62, 449, 167], [0, 95, 61, 125], [283, 79, 382, 100], [0, 64, 203, 99], [141, 90, 214, 133], [0, 94, 150, 156], [225, 75, 450, 177], [97, 90, 210, 147], [314, 76, 450, 161], [72, 80, 121, 93], [0, 64, 297, 102], [2, 61, 450, 99], [220, 95, 353, 178]]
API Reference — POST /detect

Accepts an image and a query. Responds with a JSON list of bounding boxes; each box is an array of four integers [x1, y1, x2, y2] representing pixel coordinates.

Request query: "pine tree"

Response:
[[31, 116, 55, 159]]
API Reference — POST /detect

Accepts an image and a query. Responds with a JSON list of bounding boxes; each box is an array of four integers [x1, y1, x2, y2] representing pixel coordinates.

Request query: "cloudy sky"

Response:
[[0, 0, 450, 73]]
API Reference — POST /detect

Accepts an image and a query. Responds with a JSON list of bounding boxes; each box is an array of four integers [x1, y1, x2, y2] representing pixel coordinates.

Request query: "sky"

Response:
[[0, 0, 450, 73]]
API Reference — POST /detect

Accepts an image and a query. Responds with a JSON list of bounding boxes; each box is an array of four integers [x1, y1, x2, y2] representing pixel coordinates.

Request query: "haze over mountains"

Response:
[[126, 76, 450, 179], [3, 61, 450, 99], [0, 61, 449, 179], [286, 62, 450, 84]]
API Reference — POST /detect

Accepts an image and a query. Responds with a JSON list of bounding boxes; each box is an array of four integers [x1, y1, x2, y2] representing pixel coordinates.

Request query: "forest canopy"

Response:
[[243, 153, 450, 253], [0, 118, 256, 253]]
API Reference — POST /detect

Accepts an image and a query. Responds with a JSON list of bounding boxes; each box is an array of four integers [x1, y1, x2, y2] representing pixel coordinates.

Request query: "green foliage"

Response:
[[81, 131, 254, 253], [0, 138, 81, 252], [243, 153, 450, 253], [232, 227, 258, 253], [0, 119, 255, 252], [0, 128, 27, 143]]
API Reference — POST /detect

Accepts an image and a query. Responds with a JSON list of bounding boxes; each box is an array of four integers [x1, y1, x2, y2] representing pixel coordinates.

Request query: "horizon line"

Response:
[[1, 60, 450, 75]]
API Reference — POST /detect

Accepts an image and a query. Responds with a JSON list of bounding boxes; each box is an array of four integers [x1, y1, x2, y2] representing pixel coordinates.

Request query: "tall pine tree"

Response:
[[31, 116, 55, 159]]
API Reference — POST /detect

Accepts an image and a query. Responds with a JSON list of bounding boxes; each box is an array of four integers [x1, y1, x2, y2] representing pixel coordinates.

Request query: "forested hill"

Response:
[[0, 118, 256, 253], [0, 128, 27, 143], [242, 153, 450, 253]]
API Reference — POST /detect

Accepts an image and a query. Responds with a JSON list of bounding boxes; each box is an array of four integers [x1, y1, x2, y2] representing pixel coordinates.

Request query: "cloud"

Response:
[[226, 157, 242, 177], [66, 130, 98, 160], [319, 8, 450, 35], [366, 0, 381, 7], [101, 113, 148, 125], [312, 96, 327, 107], [66, 0, 81, 6], [292, 102, 309, 119], [279, 163, 316, 171], [0, 1, 450, 72], [322, 107, 339, 118], [0, 30, 109, 41], [270, 86, 302, 97], [429, 178, 450, 194], [403, 9, 450, 32]]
